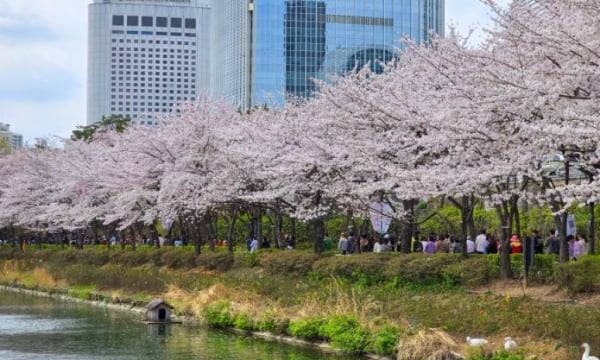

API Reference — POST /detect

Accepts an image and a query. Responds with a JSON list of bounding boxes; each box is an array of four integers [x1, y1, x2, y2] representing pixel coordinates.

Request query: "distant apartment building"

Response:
[[211, 0, 445, 109], [87, 0, 211, 125], [0, 123, 23, 153]]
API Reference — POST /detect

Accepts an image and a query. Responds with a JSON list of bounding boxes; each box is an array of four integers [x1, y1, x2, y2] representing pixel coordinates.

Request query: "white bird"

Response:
[[504, 337, 517, 350], [582, 343, 600, 360], [466, 336, 488, 346]]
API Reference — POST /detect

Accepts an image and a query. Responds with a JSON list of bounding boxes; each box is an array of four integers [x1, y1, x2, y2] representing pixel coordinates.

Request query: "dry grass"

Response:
[[397, 328, 461, 360], [165, 283, 230, 317], [0, 259, 23, 282], [295, 277, 383, 322], [31, 267, 61, 288]]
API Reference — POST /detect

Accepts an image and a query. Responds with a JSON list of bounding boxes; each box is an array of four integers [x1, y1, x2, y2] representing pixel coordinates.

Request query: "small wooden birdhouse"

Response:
[[144, 298, 174, 322]]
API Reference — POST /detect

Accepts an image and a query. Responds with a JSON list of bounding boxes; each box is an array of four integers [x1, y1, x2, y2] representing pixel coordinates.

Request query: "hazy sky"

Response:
[[0, 0, 509, 145]]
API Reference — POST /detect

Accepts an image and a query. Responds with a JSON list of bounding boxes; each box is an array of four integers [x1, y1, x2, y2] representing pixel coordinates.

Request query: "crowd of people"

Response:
[[333, 229, 590, 260]]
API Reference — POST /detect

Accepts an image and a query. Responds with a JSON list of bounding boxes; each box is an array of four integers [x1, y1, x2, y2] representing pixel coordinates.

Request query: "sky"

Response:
[[0, 0, 510, 145]]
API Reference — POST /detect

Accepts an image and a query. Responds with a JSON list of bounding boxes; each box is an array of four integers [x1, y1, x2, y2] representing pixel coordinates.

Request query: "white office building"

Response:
[[87, 0, 211, 125]]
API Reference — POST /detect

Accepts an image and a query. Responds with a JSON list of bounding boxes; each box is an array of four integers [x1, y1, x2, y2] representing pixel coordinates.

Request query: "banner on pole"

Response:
[[369, 202, 393, 234], [566, 214, 576, 236]]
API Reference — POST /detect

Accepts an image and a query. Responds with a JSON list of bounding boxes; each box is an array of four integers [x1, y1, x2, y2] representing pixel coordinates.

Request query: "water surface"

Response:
[[0, 290, 355, 359]]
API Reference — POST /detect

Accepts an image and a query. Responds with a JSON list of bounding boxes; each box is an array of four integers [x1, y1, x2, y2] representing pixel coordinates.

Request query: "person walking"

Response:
[[338, 232, 348, 255]]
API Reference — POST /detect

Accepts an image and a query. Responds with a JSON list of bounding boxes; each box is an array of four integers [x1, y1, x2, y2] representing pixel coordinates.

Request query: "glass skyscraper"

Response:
[[211, 0, 445, 109]]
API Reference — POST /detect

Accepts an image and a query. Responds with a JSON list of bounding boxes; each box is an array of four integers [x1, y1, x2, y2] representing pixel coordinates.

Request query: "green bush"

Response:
[[384, 253, 461, 285], [312, 255, 360, 279], [368, 325, 399, 355], [197, 252, 235, 272], [0, 247, 24, 260], [148, 248, 196, 269], [288, 317, 326, 341], [319, 315, 369, 353], [258, 250, 319, 276], [112, 250, 149, 267], [257, 311, 289, 334], [233, 313, 255, 331], [444, 256, 497, 287], [204, 300, 234, 328], [234, 252, 259, 268], [528, 254, 558, 283], [311, 253, 391, 284], [556, 256, 600, 295], [82, 249, 111, 266]]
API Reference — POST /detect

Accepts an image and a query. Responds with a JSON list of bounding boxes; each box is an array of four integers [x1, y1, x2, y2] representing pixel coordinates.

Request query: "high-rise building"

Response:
[[211, 0, 445, 109], [87, 0, 211, 125], [0, 123, 23, 154]]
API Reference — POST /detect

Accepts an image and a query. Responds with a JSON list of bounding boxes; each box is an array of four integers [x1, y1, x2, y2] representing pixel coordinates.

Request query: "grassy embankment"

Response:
[[1, 245, 600, 360]]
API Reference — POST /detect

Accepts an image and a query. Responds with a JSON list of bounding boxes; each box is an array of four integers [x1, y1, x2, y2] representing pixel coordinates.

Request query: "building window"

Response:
[[156, 17, 167, 27], [112, 15, 124, 26], [171, 17, 182, 28], [185, 18, 196, 29], [141, 16, 153, 27], [127, 16, 138, 26]]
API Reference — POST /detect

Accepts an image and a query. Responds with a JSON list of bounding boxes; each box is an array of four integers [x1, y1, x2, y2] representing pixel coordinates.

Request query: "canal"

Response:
[[0, 290, 357, 359]]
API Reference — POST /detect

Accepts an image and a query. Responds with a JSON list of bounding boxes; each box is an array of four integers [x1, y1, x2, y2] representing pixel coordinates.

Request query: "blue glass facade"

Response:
[[211, 0, 444, 108]]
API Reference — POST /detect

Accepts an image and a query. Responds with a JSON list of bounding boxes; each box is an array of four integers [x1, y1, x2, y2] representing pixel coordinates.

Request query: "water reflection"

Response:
[[0, 290, 357, 360]]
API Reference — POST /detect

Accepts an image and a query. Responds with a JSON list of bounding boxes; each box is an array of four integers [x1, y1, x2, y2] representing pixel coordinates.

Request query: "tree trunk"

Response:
[[496, 200, 513, 280], [449, 195, 476, 260], [151, 223, 160, 248], [205, 213, 215, 252], [400, 200, 417, 254], [274, 207, 283, 249], [129, 226, 137, 251], [193, 218, 202, 256], [555, 212, 569, 263], [313, 219, 325, 254], [226, 206, 238, 253]]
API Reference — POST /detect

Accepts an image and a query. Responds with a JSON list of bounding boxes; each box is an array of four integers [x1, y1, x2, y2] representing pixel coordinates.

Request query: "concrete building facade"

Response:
[[87, 0, 210, 125]]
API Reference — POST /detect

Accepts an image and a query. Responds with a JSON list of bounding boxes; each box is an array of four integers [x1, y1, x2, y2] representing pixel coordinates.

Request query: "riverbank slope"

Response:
[[1, 247, 598, 359]]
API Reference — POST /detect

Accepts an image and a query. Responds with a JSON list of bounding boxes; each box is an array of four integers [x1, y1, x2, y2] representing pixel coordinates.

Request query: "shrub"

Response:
[[0, 247, 24, 261], [257, 311, 289, 334], [320, 315, 369, 353], [528, 254, 558, 283], [112, 250, 149, 267], [556, 256, 600, 295], [197, 252, 235, 272], [288, 317, 326, 341], [368, 325, 399, 355], [82, 249, 111, 266], [233, 313, 255, 331], [203, 300, 234, 328], [311, 253, 391, 283], [258, 251, 319, 276], [149, 248, 196, 269], [312, 255, 360, 279], [384, 253, 461, 285], [444, 256, 496, 288], [234, 252, 259, 268], [47, 248, 80, 269]]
